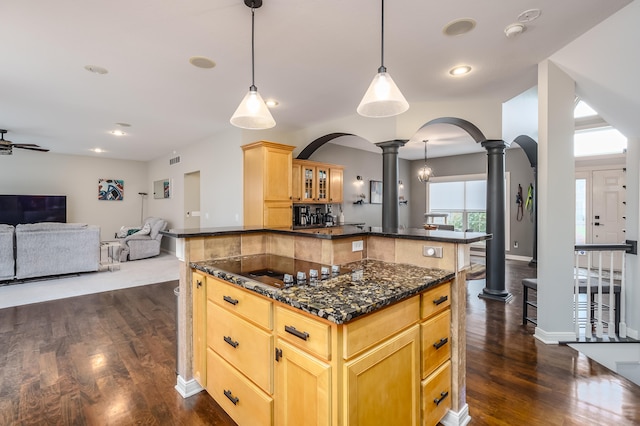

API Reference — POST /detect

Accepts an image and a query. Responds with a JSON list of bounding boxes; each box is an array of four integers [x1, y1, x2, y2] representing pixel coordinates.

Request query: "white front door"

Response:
[[591, 169, 626, 269]]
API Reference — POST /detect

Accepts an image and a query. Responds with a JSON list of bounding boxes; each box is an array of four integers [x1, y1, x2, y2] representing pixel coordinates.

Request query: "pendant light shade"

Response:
[[230, 85, 275, 129], [417, 140, 433, 183], [357, 0, 409, 118], [230, 0, 275, 130]]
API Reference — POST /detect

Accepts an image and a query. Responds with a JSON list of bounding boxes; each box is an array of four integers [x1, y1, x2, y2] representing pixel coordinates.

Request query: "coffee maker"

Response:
[[293, 206, 308, 226]]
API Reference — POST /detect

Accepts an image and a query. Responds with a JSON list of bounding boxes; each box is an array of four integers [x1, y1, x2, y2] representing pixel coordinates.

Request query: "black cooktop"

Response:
[[212, 254, 349, 288]]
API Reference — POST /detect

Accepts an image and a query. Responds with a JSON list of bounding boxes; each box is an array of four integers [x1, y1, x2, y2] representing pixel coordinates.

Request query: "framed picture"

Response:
[[370, 180, 383, 204], [98, 178, 124, 201]]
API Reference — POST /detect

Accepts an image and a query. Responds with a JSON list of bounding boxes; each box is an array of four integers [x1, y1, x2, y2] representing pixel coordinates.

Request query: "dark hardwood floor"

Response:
[[1, 259, 639, 425]]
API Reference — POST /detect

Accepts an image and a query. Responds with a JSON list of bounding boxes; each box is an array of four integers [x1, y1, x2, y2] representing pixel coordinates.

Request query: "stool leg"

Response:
[[523, 286, 528, 325]]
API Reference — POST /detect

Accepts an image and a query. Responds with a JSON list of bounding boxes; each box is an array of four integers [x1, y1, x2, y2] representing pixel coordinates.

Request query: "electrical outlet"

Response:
[[352, 240, 364, 252], [423, 246, 443, 258], [514, 241, 519, 248]]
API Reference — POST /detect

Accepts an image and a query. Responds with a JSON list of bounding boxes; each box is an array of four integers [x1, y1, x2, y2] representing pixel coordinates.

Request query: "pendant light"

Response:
[[357, 0, 409, 118], [417, 140, 433, 183], [230, 0, 276, 129]]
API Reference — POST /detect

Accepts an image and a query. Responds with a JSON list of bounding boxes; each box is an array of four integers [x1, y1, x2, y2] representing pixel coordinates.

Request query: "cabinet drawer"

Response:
[[421, 282, 451, 320], [207, 349, 273, 426], [343, 296, 420, 359], [208, 302, 273, 393], [421, 360, 451, 426], [275, 306, 331, 360], [421, 310, 451, 379], [209, 276, 273, 330]]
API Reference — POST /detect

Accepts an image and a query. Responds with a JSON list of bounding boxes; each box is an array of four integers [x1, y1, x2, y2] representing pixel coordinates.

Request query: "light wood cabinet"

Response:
[[293, 159, 343, 204], [344, 325, 421, 426], [192, 271, 207, 388], [242, 141, 295, 227], [197, 270, 453, 426], [275, 339, 331, 426], [329, 168, 343, 203], [292, 162, 302, 202]]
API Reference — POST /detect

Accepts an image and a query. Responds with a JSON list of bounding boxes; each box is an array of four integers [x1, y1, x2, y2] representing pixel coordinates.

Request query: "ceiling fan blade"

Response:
[[15, 146, 49, 152], [12, 143, 41, 147]]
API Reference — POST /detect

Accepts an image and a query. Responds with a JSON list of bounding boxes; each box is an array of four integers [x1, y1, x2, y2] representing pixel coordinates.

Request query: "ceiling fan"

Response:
[[0, 129, 50, 155]]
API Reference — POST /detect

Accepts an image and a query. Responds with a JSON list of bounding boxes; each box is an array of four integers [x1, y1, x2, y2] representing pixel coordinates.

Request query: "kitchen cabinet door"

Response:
[[301, 164, 316, 203], [192, 271, 207, 388], [344, 325, 420, 426], [264, 201, 293, 228], [316, 166, 329, 202], [264, 145, 293, 202], [291, 162, 302, 202], [275, 339, 331, 426], [329, 167, 343, 203]]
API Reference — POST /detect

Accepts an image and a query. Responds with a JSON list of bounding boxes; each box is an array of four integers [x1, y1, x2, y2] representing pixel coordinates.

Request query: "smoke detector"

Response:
[[504, 23, 526, 38]]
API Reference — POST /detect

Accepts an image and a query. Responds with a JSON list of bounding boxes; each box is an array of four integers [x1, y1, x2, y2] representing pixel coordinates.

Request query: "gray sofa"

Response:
[[119, 217, 167, 262], [0, 224, 15, 280], [14, 222, 100, 279]]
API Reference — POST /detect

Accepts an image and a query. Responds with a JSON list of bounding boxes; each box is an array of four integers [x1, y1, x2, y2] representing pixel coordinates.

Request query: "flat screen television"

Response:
[[0, 195, 67, 226]]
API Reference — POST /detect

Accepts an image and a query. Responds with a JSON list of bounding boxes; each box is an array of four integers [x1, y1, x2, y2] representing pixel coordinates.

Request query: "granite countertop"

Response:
[[164, 224, 490, 244], [191, 256, 455, 324]]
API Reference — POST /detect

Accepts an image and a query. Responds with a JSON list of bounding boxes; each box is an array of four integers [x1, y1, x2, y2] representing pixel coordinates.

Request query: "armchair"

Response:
[[119, 217, 167, 262]]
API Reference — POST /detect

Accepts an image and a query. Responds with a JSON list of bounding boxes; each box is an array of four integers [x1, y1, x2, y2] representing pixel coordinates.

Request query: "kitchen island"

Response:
[[163, 225, 489, 425]]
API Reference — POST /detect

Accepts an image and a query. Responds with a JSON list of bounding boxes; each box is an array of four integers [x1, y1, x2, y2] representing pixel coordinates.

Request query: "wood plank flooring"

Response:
[[1, 260, 639, 425]]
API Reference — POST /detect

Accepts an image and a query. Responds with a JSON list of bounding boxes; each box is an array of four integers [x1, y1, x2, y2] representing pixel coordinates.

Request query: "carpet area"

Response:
[[0, 252, 180, 309]]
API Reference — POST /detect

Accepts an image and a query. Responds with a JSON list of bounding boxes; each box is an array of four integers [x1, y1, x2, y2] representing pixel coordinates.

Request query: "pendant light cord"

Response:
[[379, 0, 386, 73], [250, 4, 256, 90], [424, 139, 428, 166]]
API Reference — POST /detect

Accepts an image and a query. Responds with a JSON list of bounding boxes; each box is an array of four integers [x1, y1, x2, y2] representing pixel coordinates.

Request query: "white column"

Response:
[[535, 60, 577, 343], [625, 136, 640, 338]]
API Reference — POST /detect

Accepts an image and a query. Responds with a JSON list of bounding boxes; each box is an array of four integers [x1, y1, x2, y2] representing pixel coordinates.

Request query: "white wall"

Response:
[[0, 150, 147, 241]]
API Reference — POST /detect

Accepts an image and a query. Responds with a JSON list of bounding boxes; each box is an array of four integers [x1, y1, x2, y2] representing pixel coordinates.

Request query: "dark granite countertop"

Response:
[[191, 256, 455, 324], [164, 224, 490, 244]]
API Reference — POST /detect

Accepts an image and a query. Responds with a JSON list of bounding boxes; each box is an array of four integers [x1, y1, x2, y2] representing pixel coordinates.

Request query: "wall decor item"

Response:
[[98, 179, 124, 201], [370, 180, 383, 204]]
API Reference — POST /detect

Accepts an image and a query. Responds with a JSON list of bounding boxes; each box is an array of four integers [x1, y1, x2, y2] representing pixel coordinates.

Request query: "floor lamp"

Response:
[[138, 192, 147, 224]]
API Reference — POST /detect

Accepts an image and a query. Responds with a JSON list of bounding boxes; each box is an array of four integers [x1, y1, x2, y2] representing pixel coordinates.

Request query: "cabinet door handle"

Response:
[[285, 325, 309, 341], [224, 389, 239, 405], [224, 336, 239, 348], [223, 295, 239, 305], [434, 391, 449, 406], [433, 337, 448, 350], [196, 280, 202, 288], [275, 347, 282, 362], [433, 295, 448, 305]]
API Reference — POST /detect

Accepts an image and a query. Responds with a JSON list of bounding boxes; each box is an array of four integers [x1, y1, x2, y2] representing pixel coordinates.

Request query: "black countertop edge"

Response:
[[163, 225, 491, 244], [190, 259, 456, 325]]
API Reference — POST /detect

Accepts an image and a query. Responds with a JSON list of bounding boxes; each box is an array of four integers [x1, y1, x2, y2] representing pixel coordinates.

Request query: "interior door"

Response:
[[591, 169, 625, 269], [184, 171, 201, 228]]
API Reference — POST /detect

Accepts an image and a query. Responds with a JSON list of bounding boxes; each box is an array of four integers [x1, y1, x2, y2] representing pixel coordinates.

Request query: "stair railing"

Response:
[[574, 241, 636, 339]]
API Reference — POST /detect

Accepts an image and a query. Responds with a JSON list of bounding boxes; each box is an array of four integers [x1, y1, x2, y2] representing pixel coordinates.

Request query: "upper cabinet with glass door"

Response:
[[293, 159, 343, 204]]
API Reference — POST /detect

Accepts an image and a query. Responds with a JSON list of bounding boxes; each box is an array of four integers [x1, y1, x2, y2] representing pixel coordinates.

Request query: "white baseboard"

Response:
[[505, 254, 534, 262], [627, 327, 639, 340], [175, 375, 204, 398], [440, 404, 472, 426], [534, 327, 576, 344]]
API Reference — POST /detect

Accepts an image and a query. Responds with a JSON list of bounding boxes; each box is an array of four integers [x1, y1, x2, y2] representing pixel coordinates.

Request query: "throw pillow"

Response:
[[136, 222, 151, 235]]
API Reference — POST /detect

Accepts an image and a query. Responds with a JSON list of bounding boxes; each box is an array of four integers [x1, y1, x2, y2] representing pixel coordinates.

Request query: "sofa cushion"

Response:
[[135, 222, 151, 236]]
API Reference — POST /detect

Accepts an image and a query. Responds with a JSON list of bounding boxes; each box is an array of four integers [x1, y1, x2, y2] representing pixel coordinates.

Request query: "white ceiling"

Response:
[[0, 0, 631, 161]]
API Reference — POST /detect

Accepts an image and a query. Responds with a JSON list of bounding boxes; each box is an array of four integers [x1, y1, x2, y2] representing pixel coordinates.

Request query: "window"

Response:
[[574, 100, 627, 157], [428, 177, 487, 233]]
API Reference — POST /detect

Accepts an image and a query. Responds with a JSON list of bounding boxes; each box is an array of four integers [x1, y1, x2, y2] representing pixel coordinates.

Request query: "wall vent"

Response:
[[169, 156, 180, 165]]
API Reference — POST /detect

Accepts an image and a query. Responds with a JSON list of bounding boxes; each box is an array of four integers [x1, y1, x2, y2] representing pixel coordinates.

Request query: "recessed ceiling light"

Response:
[[504, 23, 526, 38], [449, 65, 472, 76], [91, 148, 105, 153], [115, 122, 131, 127], [189, 56, 216, 69], [265, 99, 279, 107], [111, 130, 126, 136], [442, 18, 477, 36], [84, 65, 109, 75], [518, 9, 542, 23]]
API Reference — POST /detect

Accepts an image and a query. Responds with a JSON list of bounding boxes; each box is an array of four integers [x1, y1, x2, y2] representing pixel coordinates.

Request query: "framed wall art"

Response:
[[370, 180, 383, 204], [98, 178, 124, 201]]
